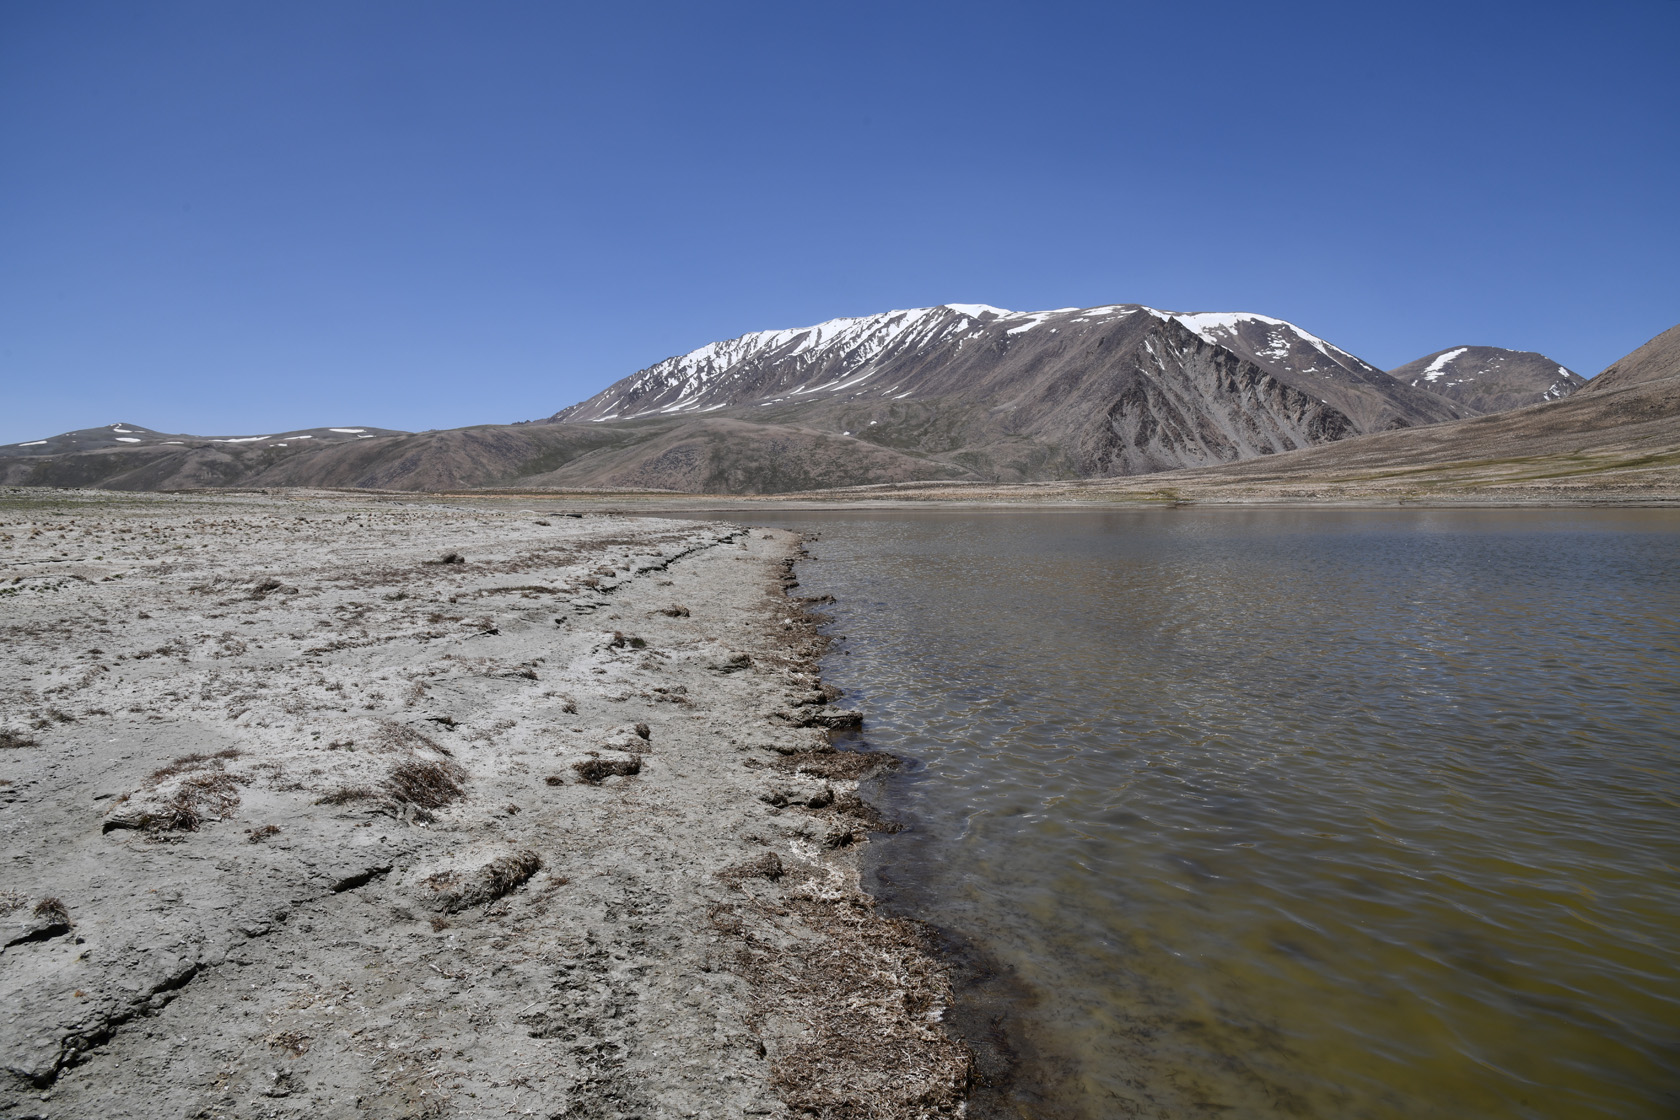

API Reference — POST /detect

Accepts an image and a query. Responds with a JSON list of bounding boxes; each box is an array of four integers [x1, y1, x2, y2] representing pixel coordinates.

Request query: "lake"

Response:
[[742, 508, 1680, 1119]]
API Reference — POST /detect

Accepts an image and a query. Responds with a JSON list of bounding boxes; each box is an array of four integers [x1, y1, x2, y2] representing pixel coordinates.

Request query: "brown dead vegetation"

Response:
[[716, 876, 969, 1120], [570, 754, 641, 784], [774, 748, 900, 782], [149, 748, 241, 783], [0, 729, 38, 749], [716, 851, 785, 886], [419, 850, 541, 913], [371, 719, 450, 756], [267, 1031, 312, 1057], [316, 786, 376, 806], [32, 897, 71, 927], [118, 771, 243, 833], [384, 759, 466, 810]]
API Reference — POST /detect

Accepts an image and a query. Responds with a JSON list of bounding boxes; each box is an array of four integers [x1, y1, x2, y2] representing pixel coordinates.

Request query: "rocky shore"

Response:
[[0, 489, 966, 1119]]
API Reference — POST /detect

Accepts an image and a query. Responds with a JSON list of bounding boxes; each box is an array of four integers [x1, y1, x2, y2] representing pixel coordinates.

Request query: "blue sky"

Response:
[[2, 0, 1676, 443]]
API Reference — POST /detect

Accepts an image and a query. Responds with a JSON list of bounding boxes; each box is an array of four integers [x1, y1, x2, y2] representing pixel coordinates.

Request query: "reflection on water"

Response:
[[745, 509, 1680, 1119]]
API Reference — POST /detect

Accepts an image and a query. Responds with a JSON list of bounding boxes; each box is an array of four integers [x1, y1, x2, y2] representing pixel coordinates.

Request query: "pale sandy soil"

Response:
[[0, 489, 965, 1119]]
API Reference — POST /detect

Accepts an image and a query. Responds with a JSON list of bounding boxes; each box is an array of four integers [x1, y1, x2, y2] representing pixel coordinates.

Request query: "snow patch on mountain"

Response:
[[1421, 348, 1470, 382]]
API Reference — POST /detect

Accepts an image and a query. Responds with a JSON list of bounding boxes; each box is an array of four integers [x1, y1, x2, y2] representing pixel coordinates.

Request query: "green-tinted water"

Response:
[[746, 508, 1680, 1119]]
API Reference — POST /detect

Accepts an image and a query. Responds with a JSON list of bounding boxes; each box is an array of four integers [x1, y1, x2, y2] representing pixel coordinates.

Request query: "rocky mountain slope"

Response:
[[557, 303, 1464, 438], [538, 303, 1470, 487], [1579, 324, 1680, 395], [790, 351, 1680, 503], [1387, 347, 1586, 413]]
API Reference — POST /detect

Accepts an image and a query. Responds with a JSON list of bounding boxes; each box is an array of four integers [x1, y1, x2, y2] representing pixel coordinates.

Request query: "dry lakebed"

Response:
[[0, 489, 966, 1119]]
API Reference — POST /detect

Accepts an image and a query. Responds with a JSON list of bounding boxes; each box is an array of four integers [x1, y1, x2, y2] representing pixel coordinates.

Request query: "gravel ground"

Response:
[[0, 489, 966, 1120]]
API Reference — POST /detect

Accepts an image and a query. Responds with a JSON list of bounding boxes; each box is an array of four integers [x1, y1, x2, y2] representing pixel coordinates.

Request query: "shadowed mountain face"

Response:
[[1581, 324, 1680, 395], [1387, 347, 1586, 414]]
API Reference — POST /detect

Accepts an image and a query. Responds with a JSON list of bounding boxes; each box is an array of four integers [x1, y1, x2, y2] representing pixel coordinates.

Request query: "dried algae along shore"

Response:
[[0, 489, 967, 1119]]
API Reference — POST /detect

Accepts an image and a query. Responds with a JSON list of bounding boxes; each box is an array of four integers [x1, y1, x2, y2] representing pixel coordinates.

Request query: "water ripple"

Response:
[[744, 508, 1680, 1120]]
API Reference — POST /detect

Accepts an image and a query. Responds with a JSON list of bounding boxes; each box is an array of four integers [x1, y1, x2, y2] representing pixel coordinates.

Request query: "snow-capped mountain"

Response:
[[555, 303, 1456, 430], [548, 303, 1464, 478], [1386, 347, 1586, 414]]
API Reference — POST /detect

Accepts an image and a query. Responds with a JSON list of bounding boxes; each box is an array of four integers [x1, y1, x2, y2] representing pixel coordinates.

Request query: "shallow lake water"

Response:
[[739, 508, 1680, 1119]]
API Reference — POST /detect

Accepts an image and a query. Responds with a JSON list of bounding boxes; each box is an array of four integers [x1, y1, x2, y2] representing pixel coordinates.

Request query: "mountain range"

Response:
[[2, 305, 1672, 495]]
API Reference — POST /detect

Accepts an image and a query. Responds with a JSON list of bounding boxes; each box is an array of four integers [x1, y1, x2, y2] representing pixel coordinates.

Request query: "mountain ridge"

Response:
[[4, 309, 1674, 497], [554, 302, 1467, 435]]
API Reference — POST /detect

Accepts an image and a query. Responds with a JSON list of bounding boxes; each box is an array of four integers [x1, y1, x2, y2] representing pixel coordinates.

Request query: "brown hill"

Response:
[[1580, 324, 1680, 395]]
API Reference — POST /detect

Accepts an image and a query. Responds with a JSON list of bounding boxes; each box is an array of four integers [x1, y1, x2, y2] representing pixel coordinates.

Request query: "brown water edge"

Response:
[[816, 667, 1057, 1118], [882, 882, 1065, 1120]]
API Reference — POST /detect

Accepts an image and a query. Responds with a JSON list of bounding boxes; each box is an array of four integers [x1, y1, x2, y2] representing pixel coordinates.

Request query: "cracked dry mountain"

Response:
[[1, 304, 1466, 493], [0, 492, 964, 1119]]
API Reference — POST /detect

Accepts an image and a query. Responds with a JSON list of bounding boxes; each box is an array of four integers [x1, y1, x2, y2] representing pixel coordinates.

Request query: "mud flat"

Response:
[[0, 488, 965, 1119]]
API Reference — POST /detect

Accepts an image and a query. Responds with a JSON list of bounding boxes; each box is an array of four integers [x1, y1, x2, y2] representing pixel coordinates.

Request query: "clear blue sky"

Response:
[[3, 1, 1676, 443]]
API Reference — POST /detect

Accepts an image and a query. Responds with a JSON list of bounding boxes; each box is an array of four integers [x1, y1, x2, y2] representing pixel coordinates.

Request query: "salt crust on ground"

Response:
[[0, 490, 966, 1119]]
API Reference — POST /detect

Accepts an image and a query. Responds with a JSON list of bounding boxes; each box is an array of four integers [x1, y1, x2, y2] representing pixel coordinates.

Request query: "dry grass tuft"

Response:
[[372, 719, 448, 756], [421, 850, 541, 913], [247, 824, 281, 843], [161, 772, 240, 831], [32, 897, 71, 927], [717, 851, 784, 886], [570, 754, 640, 784], [149, 748, 241, 782], [385, 758, 466, 809], [316, 785, 376, 806], [0, 729, 38, 750]]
